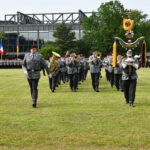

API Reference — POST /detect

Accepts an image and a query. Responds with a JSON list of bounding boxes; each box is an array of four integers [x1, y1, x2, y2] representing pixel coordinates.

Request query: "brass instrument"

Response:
[[104, 60, 108, 65], [48, 51, 61, 77], [96, 52, 102, 59], [73, 55, 79, 61], [125, 56, 135, 63], [66, 51, 70, 56], [92, 52, 101, 64], [70, 55, 78, 65]]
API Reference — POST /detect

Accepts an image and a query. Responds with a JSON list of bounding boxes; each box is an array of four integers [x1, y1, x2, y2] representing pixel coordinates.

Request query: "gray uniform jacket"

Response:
[[103, 57, 109, 70], [107, 56, 114, 73], [120, 57, 139, 80], [89, 55, 101, 74], [83, 58, 89, 70], [60, 60, 67, 73], [114, 58, 122, 75], [78, 58, 82, 73], [66, 57, 78, 74], [22, 53, 50, 79]]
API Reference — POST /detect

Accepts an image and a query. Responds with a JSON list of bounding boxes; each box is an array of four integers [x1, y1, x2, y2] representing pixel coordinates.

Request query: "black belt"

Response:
[[27, 69, 40, 72]]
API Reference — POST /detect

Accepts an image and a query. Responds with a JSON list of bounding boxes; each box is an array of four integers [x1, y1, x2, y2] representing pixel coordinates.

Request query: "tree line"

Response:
[[40, 0, 150, 58], [1, 0, 150, 59]]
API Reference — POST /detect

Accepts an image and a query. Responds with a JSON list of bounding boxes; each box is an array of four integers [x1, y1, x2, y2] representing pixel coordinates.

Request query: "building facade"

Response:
[[0, 10, 92, 57]]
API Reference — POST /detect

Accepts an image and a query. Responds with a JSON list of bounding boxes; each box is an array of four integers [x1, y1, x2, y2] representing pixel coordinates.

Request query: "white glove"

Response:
[[122, 62, 128, 69], [48, 74, 52, 78], [131, 63, 139, 69], [24, 70, 28, 75]]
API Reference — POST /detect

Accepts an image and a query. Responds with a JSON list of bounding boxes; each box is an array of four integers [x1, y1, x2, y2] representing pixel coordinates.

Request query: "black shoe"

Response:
[[125, 101, 129, 104], [130, 103, 135, 107], [95, 87, 99, 92], [32, 103, 36, 108], [51, 89, 54, 92], [32, 99, 37, 108], [73, 89, 76, 92], [96, 89, 99, 92]]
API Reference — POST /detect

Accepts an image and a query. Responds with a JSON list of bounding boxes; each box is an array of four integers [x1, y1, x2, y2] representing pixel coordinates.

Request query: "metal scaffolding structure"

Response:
[[0, 10, 92, 56], [6, 10, 89, 24], [1, 10, 92, 31]]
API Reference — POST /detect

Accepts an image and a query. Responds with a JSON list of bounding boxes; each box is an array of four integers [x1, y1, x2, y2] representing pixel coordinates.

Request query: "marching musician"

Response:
[[60, 56, 67, 83], [48, 52, 61, 92], [66, 52, 79, 92], [121, 50, 139, 107], [114, 54, 123, 91], [65, 51, 70, 82], [103, 55, 110, 81], [89, 50, 102, 92], [108, 53, 114, 88], [56, 58, 61, 86], [78, 54, 84, 83], [82, 55, 89, 80], [22, 46, 50, 108]]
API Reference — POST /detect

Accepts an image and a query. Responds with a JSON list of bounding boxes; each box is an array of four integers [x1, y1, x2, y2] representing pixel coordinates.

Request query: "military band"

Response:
[[22, 47, 141, 108]]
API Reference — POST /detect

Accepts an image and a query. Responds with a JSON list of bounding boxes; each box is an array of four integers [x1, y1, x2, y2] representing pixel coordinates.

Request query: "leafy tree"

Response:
[[0, 31, 6, 41], [38, 45, 61, 60], [83, 0, 150, 56], [128, 10, 150, 55], [53, 22, 76, 54], [83, 0, 125, 55], [75, 39, 91, 56]]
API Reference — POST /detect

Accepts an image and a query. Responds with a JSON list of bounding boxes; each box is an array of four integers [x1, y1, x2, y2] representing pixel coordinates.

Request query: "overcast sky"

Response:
[[0, 0, 150, 20]]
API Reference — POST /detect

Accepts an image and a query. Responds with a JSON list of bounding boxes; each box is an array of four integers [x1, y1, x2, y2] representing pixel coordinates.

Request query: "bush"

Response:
[[38, 45, 62, 60]]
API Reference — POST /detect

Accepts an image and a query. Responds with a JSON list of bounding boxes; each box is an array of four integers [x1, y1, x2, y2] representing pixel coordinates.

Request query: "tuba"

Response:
[[96, 52, 102, 59], [48, 51, 61, 77], [73, 55, 79, 61]]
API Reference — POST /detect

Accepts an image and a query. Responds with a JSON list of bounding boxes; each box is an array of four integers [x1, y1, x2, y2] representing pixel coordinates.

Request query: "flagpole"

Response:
[[1, 39, 2, 61]]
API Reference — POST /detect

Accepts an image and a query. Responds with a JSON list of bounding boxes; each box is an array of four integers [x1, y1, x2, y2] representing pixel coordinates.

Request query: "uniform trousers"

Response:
[[91, 73, 99, 90], [27, 79, 39, 100], [49, 76, 56, 91], [114, 74, 121, 90], [123, 79, 137, 104], [61, 72, 66, 83], [69, 73, 78, 90], [109, 72, 114, 87], [105, 70, 110, 81]]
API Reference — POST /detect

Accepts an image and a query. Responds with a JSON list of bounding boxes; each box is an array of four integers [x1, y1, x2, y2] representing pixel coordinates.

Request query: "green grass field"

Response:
[[0, 68, 150, 150]]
